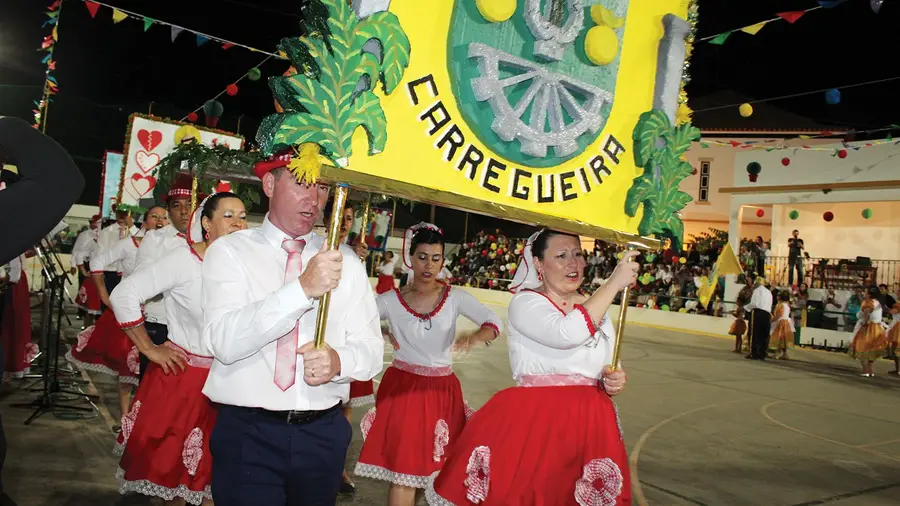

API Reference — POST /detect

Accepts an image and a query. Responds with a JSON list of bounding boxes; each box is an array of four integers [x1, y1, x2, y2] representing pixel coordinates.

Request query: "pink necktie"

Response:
[[274, 239, 306, 391]]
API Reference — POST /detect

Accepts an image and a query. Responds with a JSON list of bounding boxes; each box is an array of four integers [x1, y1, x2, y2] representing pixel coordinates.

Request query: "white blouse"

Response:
[[110, 243, 209, 357], [70, 229, 97, 268], [377, 259, 397, 276], [507, 290, 616, 382], [134, 224, 187, 325], [89, 237, 140, 278], [377, 286, 502, 367]]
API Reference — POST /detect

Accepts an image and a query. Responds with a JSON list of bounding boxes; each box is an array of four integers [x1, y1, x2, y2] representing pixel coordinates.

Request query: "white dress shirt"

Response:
[[745, 286, 774, 314], [134, 224, 187, 325], [70, 229, 98, 268], [201, 216, 384, 411], [98, 224, 139, 272], [89, 237, 140, 278], [377, 286, 502, 367], [507, 290, 616, 382], [110, 243, 209, 356]]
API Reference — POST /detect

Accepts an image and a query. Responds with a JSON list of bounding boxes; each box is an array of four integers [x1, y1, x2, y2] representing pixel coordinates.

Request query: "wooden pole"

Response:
[[313, 183, 350, 348]]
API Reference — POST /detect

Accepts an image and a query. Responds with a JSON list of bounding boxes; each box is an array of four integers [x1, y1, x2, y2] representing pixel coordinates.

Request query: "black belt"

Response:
[[247, 403, 340, 425]]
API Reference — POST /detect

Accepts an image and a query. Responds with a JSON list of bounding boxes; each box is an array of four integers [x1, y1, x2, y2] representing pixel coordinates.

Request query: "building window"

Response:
[[698, 161, 711, 203]]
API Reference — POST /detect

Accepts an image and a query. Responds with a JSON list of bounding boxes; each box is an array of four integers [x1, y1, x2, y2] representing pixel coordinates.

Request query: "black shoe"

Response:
[[339, 481, 356, 495], [745, 355, 755, 360]]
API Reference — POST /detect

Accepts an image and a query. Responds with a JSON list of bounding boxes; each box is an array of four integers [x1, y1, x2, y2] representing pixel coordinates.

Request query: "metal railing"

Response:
[[766, 255, 900, 289]]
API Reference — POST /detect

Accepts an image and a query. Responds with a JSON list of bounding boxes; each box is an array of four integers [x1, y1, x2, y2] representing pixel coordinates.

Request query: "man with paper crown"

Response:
[[197, 137, 382, 504], [132, 173, 198, 378]]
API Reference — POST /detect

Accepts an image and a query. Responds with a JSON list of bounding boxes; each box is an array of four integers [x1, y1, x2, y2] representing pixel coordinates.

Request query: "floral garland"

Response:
[[153, 142, 262, 206]]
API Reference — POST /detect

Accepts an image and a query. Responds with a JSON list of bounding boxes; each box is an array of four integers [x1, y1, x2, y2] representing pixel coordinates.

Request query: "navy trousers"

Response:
[[139, 322, 168, 380], [210, 404, 351, 506]]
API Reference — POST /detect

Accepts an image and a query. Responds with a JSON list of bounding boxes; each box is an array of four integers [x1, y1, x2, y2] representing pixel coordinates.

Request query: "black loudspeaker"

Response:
[[855, 256, 871, 266], [805, 299, 825, 328]]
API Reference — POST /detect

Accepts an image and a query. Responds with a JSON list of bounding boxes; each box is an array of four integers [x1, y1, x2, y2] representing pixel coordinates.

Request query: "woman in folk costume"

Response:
[[1, 255, 37, 378], [427, 230, 636, 506], [886, 302, 900, 375], [337, 200, 375, 495], [376, 251, 398, 295], [67, 206, 169, 421], [73, 216, 103, 325], [769, 291, 794, 360], [847, 285, 888, 378], [110, 192, 247, 505], [356, 222, 502, 506]]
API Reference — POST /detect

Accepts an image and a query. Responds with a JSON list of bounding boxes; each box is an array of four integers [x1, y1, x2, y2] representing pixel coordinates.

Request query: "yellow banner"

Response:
[[347, 0, 689, 238], [698, 244, 743, 306]]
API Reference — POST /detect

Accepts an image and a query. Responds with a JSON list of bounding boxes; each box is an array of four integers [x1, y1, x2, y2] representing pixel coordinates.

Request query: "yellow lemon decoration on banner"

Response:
[[585, 26, 619, 66], [585, 5, 623, 66], [590, 5, 625, 28], [475, 0, 516, 23]]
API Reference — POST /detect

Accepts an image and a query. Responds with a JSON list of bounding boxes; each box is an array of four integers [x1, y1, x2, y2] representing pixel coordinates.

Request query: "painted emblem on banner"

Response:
[[449, 0, 626, 167]]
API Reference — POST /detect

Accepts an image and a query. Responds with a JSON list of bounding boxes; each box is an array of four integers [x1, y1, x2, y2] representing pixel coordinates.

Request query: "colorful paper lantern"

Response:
[[661, 305, 670, 311], [862, 208, 873, 219], [837, 149, 848, 159], [247, 67, 262, 82], [739, 103, 753, 117], [781, 157, 791, 166], [789, 210, 800, 220], [756, 209, 764, 218], [825, 88, 841, 105], [746, 161, 762, 182], [187, 111, 198, 123], [226, 83, 239, 96], [679, 257, 687, 264], [823, 211, 834, 222]]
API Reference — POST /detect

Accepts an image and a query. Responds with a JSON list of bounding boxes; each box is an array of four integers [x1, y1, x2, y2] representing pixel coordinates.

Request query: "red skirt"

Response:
[[349, 379, 375, 408], [115, 355, 216, 505], [355, 364, 467, 488], [427, 384, 631, 506], [75, 277, 102, 315], [66, 309, 139, 385], [1, 275, 35, 377], [376, 274, 395, 294]]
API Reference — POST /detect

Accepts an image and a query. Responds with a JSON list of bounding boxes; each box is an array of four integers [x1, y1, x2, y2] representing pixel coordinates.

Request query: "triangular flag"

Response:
[[740, 21, 768, 35], [221, 42, 234, 50], [52, 26, 58, 41], [196, 35, 210, 46], [777, 11, 805, 23], [143, 18, 154, 32], [112, 9, 127, 23], [41, 54, 51, 64], [798, 135, 811, 139], [49, 0, 61, 11], [171, 26, 184, 42], [708, 32, 731, 45], [84, 1, 100, 18]]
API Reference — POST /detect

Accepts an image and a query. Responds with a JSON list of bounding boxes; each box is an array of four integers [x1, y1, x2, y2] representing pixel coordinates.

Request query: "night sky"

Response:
[[1, 0, 898, 235]]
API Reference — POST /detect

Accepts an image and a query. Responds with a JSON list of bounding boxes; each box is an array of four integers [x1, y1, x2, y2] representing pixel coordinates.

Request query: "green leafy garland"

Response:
[[153, 142, 263, 206], [624, 109, 701, 251]]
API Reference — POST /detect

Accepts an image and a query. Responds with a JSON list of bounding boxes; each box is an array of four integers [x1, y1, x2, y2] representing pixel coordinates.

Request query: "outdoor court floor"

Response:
[[2, 300, 899, 506]]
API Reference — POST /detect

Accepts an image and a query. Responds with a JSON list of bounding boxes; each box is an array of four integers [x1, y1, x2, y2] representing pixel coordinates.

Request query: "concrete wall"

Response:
[[770, 201, 900, 260]]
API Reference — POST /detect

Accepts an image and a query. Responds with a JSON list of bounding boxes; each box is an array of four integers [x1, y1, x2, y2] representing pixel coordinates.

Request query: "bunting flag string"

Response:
[[180, 55, 275, 124], [33, 0, 63, 129], [78, 0, 286, 58], [701, 5, 822, 45], [698, 123, 900, 153]]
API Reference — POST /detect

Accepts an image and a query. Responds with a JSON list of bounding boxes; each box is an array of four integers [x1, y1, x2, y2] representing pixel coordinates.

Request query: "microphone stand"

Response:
[[11, 241, 98, 425]]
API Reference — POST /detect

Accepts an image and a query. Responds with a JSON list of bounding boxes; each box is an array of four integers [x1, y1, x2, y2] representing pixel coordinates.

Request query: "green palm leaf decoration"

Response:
[[257, 0, 410, 177], [625, 109, 700, 250]]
